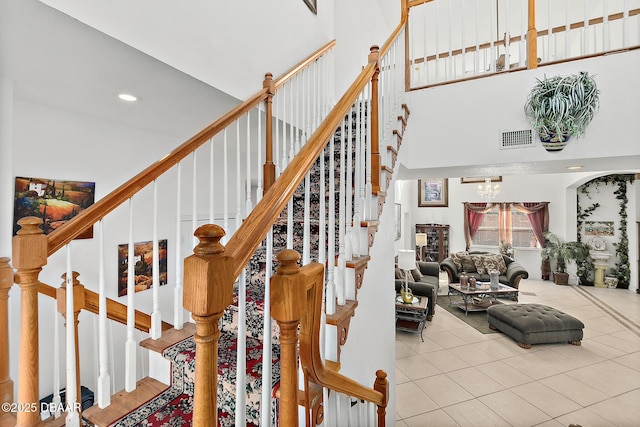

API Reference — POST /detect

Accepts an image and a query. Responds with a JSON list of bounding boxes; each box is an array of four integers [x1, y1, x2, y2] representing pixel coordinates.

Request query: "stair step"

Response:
[[140, 322, 196, 354], [84, 377, 170, 427]]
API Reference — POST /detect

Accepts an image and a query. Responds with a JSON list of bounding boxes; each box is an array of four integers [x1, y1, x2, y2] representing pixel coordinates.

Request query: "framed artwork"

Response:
[[461, 176, 502, 184], [584, 221, 615, 236], [394, 203, 401, 240], [418, 178, 448, 207], [118, 239, 168, 297], [13, 176, 96, 238], [303, 0, 317, 14]]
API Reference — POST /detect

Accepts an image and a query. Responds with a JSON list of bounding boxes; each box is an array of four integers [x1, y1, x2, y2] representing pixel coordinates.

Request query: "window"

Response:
[[474, 205, 540, 248]]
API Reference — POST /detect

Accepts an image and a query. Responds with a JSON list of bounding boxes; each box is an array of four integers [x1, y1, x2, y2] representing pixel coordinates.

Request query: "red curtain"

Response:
[[512, 202, 549, 247], [463, 202, 496, 250]]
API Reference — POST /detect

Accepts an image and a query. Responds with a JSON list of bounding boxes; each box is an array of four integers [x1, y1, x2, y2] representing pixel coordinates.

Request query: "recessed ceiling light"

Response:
[[117, 93, 139, 102], [567, 165, 583, 170]]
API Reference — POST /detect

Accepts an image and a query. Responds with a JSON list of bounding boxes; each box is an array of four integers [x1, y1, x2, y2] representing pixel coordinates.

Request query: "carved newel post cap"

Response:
[[276, 249, 301, 275], [271, 250, 305, 322], [12, 216, 47, 270], [15, 216, 44, 235], [184, 224, 233, 316]]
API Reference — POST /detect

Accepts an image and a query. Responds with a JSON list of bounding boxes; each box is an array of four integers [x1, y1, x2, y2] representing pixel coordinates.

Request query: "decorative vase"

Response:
[[460, 271, 468, 289], [400, 286, 414, 303], [604, 276, 619, 289], [489, 270, 499, 290], [540, 133, 570, 152]]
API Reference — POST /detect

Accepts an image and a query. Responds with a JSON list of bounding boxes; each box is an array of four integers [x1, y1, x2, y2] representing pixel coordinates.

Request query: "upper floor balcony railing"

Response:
[[407, 0, 640, 89]]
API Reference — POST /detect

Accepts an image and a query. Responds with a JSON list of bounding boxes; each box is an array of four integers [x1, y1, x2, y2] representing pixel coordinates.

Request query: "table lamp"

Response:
[[415, 233, 427, 261], [397, 249, 416, 303]]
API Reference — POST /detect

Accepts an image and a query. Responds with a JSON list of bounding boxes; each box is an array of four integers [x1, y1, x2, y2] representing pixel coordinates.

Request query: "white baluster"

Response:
[[475, 0, 480, 75], [337, 117, 346, 306], [223, 129, 229, 242], [192, 151, 198, 248], [365, 86, 373, 221], [623, 0, 630, 48], [303, 171, 311, 264], [151, 180, 161, 340], [174, 163, 184, 329], [256, 108, 263, 203], [210, 137, 215, 223], [295, 74, 301, 153], [246, 111, 253, 216], [435, 0, 441, 82], [97, 220, 111, 407], [520, 0, 527, 67], [289, 80, 295, 161], [603, 1, 610, 52], [281, 85, 288, 170], [547, 0, 554, 61], [326, 134, 336, 316], [65, 244, 80, 426], [447, 0, 453, 79], [236, 120, 242, 233], [504, 0, 510, 70], [235, 269, 247, 427], [260, 230, 273, 426], [582, 0, 589, 55], [51, 304, 61, 418], [125, 198, 136, 392], [460, 0, 465, 78], [352, 94, 362, 259], [319, 146, 326, 265], [345, 107, 353, 263], [565, 0, 571, 58]]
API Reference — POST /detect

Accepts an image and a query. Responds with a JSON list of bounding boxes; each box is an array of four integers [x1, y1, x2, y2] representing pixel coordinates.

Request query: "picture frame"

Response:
[[418, 178, 448, 207], [394, 203, 401, 240], [118, 239, 168, 297], [303, 0, 317, 14], [584, 221, 615, 236], [13, 176, 96, 238], [460, 176, 502, 184]]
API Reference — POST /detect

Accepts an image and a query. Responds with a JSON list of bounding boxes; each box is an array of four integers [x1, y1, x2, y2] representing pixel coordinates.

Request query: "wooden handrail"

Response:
[[38, 281, 171, 333], [379, 20, 407, 58], [408, 7, 640, 65], [225, 61, 377, 279], [46, 40, 338, 257], [274, 40, 336, 90]]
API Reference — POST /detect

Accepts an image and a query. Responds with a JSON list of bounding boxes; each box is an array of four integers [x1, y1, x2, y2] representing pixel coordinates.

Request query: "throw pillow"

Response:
[[483, 254, 507, 274], [395, 268, 406, 280], [461, 256, 477, 273], [411, 267, 423, 281], [470, 254, 488, 274], [450, 252, 468, 271]]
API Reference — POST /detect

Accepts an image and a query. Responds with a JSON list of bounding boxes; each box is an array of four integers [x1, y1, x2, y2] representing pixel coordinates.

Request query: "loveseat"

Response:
[[440, 251, 529, 289], [394, 261, 440, 320]]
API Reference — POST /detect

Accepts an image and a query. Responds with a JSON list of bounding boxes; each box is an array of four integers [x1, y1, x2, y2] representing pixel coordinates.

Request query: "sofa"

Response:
[[440, 251, 529, 289], [394, 261, 440, 320]]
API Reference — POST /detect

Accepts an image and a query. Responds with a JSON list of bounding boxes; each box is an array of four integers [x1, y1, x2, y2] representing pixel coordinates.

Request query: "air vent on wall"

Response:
[[500, 129, 533, 149]]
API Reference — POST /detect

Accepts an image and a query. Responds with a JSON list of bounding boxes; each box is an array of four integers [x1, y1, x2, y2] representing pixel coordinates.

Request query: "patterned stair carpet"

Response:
[[108, 332, 280, 427]]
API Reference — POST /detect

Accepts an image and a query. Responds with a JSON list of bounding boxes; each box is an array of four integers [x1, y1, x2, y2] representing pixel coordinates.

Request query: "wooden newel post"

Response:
[[271, 250, 306, 427], [263, 72, 276, 194], [57, 271, 85, 416], [183, 224, 234, 427], [373, 369, 389, 427], [368, 45, 381, 195], [527, 0, 538, 69], [12, 217, 47, 427], [0, 257, 14, 413]]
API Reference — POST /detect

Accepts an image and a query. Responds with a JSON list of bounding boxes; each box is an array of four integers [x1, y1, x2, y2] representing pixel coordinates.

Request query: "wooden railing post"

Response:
[[183, 224, 234, 427], [373, 370, 389, 426], [271, 249, 306, 427], [368, 45, 382, 195], [527, 0, 538, 69], [56, 271, 85, 417], [12, 217, 46, 427], [0, 257, 14, 414], [263, 72, 276, 193]]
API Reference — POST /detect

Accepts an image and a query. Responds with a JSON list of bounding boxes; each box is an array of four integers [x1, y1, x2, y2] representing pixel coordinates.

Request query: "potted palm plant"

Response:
[[541, 232, 589, 285], [524, 72, 600, 151]]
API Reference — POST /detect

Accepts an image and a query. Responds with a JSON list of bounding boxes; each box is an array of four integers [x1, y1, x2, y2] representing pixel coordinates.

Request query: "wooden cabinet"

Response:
[[415, 224, 450, 263]]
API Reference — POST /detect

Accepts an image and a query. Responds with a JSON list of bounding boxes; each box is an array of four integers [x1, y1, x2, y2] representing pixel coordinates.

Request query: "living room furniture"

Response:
[[487, 304, 584, 349], [415, 223, 449, 263], [395, 294, 429, 341], [394, 261, 440, 321], [440, 251, 529, 289], [447, 282, 519, 315]]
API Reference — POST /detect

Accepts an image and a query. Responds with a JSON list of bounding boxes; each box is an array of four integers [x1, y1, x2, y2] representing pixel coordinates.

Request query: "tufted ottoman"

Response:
[[486, 304, 584, 349]]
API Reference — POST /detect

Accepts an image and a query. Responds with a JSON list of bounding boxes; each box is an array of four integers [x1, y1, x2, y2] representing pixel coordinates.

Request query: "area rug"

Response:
[[436, 295, 498, 334]]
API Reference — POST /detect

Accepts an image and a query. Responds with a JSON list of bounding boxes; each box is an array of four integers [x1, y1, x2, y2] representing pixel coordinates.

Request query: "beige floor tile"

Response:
[[476, 360, 534, 388], [586, 389, 640, 426], [533, 420, 566, 427], [555, 407, 618, 427], [583, 315, 627, 335], [403, 409, 460, 427], [395, 419, 409, 427], [502, 351, 563, 380], [448, 325, 494, 344], [447, 367, 505, 397], [443, 399, 510, 427], [414, 373, 474, 408], [479, 390, 551, 427], [396, 355, 442, 381], [427, 330, 470, 349], [448, 343, 497, 365], [424, 349, 471, 373], [566, 360, 640, 397], [407, 336, 446, 355], [579, 338, 627, 359], [510, 381, 582, 418], [614, 351, 640, 372], [396, 366, 411, 384], [396, 339, 418, 359], [539, 374, 609, 407], [590, 331, 640, 353], [395, 382, 439, 420]]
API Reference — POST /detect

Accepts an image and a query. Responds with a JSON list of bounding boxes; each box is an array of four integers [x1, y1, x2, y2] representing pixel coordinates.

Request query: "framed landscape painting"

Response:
[[418, 178, 448, 207], [13, 176, 96, 238], [118, 239, 168, 297]]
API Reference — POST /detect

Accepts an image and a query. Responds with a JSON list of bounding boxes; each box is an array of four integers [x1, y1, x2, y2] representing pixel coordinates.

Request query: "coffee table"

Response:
[[448, 282, 519, 315], [395, 294, 428, 341]]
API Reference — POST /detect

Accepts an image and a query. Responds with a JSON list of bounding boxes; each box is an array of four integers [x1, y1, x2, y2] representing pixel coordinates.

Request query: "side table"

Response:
[[395, 294, 428, 341]]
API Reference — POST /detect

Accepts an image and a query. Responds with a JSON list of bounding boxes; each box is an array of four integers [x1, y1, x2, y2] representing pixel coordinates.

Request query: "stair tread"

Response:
[[326, 300, 358, 325], [84, 377, 170, 427], [140, 322, 195, 354], [0, 413, 15, 427]]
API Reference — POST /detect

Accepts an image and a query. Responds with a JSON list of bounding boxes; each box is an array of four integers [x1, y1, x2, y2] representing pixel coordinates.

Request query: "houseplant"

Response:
[[541, 232, 589, 285], [524, 71, 600, 151]]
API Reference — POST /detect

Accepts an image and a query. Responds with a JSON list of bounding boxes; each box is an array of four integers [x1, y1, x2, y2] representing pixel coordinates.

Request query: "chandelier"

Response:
[[477, 178, 500, 201]]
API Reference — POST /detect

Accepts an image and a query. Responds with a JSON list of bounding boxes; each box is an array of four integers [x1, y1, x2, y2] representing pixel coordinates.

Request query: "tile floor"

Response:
[[395, 276, 640, 427]]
